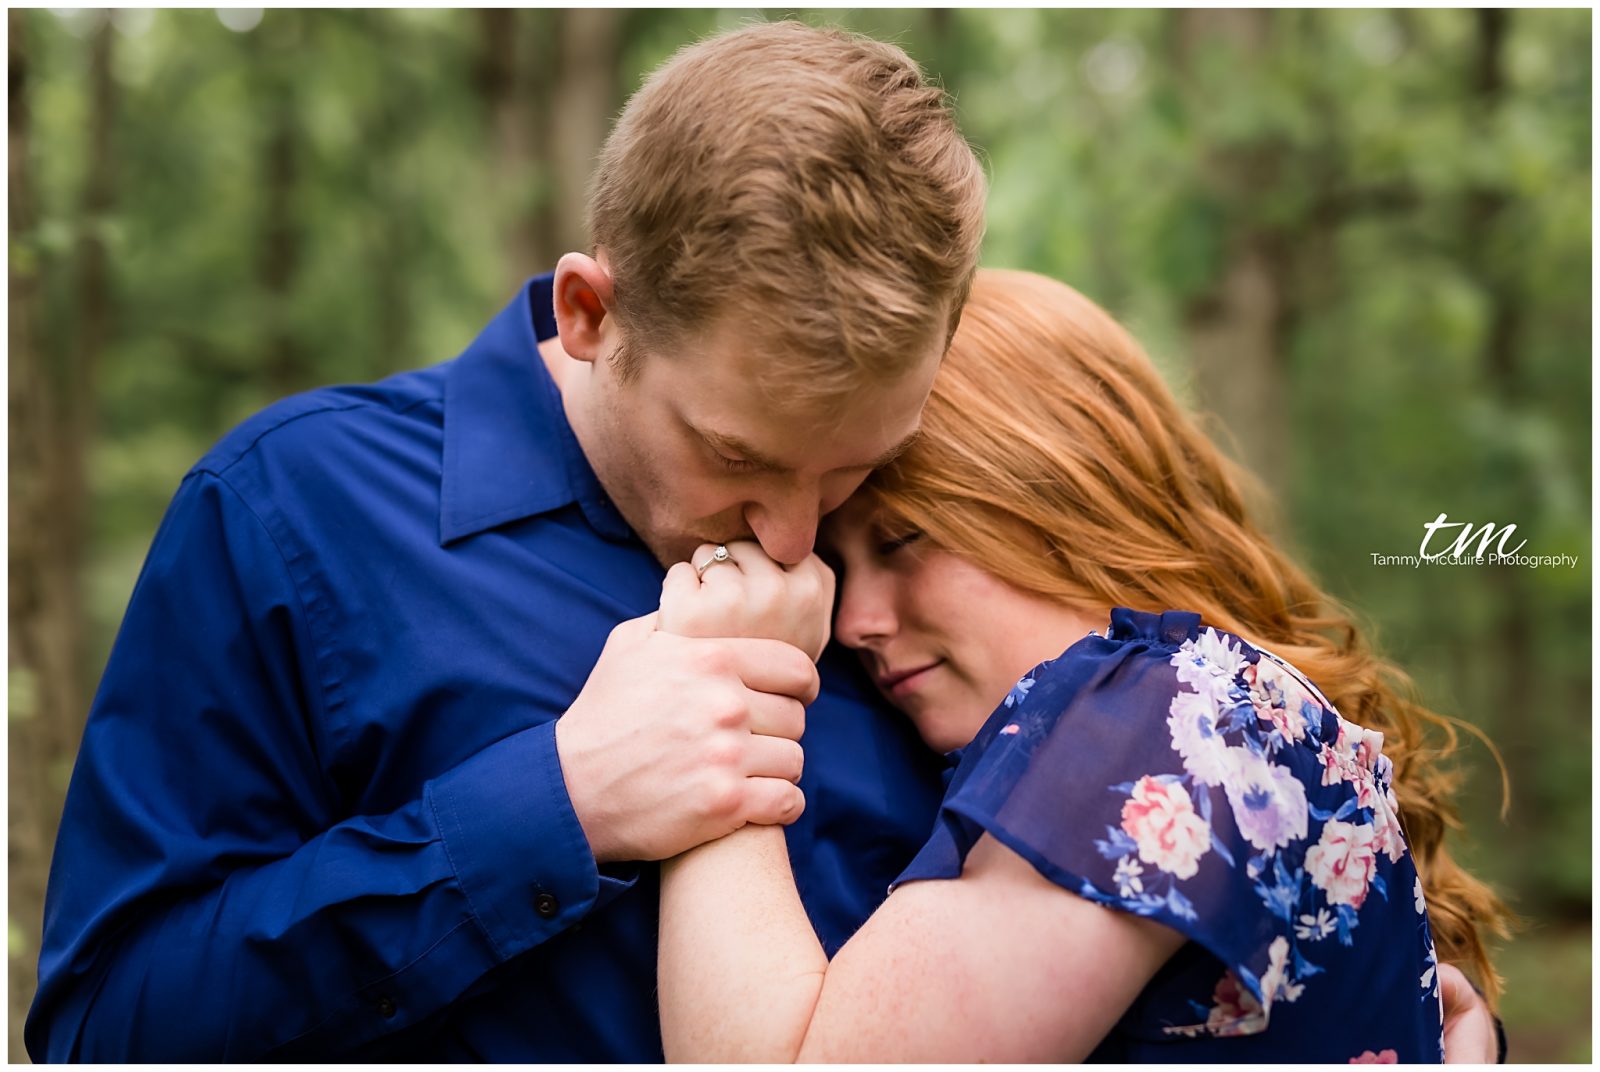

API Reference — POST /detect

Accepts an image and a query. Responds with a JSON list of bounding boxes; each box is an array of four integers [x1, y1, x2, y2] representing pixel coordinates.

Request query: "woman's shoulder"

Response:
[[999, 607, 1403, 834], [966, 608, 1217, 750], [904, 607, 1439, 1053], [1001, 608, 1358, 757]]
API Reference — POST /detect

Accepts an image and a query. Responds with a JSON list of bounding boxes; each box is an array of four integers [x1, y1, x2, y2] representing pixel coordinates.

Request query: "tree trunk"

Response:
[[1463, 8, 1537, 861], [477, 10, 623, 284], [363, 16, 412, 378], [1467, 10, 1519, 402], [9, 10, 50, 1059], [1182, 234, 1295, 496], [257, 15, 304, 397], [8, 10, 115, 1060], [1175, 9, 1295, 498], [549, 9, 624, 257], [477, 9, 546, 282]]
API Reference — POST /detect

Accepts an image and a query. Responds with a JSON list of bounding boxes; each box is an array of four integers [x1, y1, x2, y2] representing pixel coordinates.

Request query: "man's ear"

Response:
[[552, 252, 615, 365]]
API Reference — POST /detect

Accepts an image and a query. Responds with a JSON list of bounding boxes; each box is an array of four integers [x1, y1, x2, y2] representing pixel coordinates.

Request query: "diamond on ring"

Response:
[[695, 544, 733, 579]]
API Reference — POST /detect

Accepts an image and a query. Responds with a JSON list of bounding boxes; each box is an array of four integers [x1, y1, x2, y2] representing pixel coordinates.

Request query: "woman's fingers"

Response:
[[718, 540, 785, 609], [802, 552, 837, 604], [720, 539, 784, 578], [691, 541, 745, 587], [668, 541, 832, 659], [658, 561, 700, 622]]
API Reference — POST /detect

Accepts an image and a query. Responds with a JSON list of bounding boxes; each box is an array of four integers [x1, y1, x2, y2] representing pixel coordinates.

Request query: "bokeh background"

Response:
[[8, 7, 1591, 1061]]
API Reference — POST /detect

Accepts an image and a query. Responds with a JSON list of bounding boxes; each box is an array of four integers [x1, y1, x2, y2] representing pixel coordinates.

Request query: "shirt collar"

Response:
[[440, 274, 633, 545]]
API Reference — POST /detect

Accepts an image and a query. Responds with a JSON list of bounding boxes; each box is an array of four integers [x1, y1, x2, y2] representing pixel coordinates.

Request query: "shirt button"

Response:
[[534, 892, 559, 919], [376, 995, 397, 1019]]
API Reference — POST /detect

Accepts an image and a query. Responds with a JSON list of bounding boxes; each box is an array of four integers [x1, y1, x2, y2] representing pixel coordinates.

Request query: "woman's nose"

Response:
[[834, 571, 897, 650]]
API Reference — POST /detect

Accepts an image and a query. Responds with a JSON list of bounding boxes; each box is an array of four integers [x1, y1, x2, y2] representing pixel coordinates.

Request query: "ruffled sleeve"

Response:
[[893, 608, 1411, 1036]]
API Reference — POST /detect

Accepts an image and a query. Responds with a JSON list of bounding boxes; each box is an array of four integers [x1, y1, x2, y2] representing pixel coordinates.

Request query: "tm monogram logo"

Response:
[[1418, 513, 1526, 562], [1371, 515, 1575, 570]]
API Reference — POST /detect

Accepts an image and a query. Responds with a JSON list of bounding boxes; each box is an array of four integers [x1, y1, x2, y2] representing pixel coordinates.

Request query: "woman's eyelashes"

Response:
[[876, 529, 924, 556]]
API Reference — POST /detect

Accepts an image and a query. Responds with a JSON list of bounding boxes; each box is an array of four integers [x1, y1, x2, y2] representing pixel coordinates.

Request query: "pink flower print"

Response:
[[1260, 935, 1306, 1010], [1246, 659, 1308, 745], [1305, 818, 1379, 907], [1372, 784, 1408, 863], [1211, 972, 1253, 1021], [1319, 727, 1381, 810], [1319, 740, 1347, 787], [1261, 700, 1304, 745], [1352, 725, 1386, 773], [1350, 768, 1381, 811], [1162, 971, 1270, 1040], [1205, 971, 1267, 1037], [1349, 1049, 1399, 1063], [1120, 775, 1210, 879]]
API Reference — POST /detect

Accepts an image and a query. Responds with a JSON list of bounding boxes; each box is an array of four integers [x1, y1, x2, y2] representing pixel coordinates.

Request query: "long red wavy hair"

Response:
[[864, 268, 1510, 1002]]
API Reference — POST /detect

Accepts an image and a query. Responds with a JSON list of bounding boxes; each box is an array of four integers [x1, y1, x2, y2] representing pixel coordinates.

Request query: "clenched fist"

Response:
[[659, 541, 836, 662], [555, 612, 818, 863]]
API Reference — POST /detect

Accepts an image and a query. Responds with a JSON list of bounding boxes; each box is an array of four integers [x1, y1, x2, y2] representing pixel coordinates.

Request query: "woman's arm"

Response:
[[654, 541, 1178, 1061], [658, 823, 1184, 1063], [652, 541, 836, 1060], [658, 825, 827, 1061]]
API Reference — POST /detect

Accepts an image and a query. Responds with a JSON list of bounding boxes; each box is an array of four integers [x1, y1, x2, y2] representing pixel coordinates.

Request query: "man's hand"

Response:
[[1439, 962, 1501, 1063], [659, 540, 836, 662], [555, 612, 816, 863]]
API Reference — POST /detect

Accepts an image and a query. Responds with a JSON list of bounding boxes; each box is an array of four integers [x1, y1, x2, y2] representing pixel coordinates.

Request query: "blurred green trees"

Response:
[[9, 8, 1590, 1061]]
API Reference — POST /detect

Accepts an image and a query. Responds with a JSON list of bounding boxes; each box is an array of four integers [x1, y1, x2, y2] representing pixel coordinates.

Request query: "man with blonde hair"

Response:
[[28, 20, 986, 1061]]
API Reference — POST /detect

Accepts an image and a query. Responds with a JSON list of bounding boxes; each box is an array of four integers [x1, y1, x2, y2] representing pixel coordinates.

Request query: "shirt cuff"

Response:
[[428, 719, 637, 961]]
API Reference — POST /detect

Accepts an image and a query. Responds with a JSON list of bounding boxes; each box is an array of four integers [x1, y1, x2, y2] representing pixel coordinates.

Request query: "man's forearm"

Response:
[[658, 825, 828, 1063], [29, 722, 617, 1061]]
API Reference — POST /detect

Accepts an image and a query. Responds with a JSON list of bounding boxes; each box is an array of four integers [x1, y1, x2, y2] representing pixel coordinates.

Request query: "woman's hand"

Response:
[[659, 541, 836, 663], [654, 545, 836, 1060], [1439, 962, 1502, 1063]]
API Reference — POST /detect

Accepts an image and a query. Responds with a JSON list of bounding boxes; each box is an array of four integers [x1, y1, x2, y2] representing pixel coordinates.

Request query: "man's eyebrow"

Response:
[[696, 425, 922, 472], [865, 428, 922, 470], [697, 427, 786, 471]]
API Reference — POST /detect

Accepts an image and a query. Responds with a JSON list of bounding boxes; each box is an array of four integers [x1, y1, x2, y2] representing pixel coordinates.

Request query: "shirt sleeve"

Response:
[[892, 620, 1383, 1034], [25, 470, 629, 1062]]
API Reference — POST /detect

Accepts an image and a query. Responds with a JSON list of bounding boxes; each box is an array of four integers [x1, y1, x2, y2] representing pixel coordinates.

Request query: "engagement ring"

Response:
[[695, 544, 733, 579]]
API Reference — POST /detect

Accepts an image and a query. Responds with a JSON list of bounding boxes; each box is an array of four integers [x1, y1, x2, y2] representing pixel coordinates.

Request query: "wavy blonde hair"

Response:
[[864, 268, 1511, 1003]]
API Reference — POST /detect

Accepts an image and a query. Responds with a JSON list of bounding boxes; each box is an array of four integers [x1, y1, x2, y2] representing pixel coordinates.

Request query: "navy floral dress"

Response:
[[893, 608, 1445, 1063]]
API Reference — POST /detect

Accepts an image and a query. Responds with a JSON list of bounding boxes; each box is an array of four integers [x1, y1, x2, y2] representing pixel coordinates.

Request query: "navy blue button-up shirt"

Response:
[[27, 276, 947, 1062]]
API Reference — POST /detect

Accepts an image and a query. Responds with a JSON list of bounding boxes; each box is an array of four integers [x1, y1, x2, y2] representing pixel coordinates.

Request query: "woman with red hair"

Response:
[[651, 269, 1507, 1062]]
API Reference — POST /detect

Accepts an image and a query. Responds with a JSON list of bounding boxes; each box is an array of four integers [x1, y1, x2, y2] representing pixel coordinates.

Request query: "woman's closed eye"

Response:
[[876, 529, 924, 556]]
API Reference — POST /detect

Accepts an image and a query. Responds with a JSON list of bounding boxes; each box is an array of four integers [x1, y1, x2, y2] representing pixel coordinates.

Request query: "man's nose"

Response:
[[744, 498, 820, 567]]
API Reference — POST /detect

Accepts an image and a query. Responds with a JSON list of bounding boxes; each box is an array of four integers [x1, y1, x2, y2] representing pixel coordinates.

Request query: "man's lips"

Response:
[[875, 660, 943, 698]]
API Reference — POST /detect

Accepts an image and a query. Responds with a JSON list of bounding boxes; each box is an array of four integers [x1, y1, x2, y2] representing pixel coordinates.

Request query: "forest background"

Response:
[[8, 7, 1591, 1062]]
